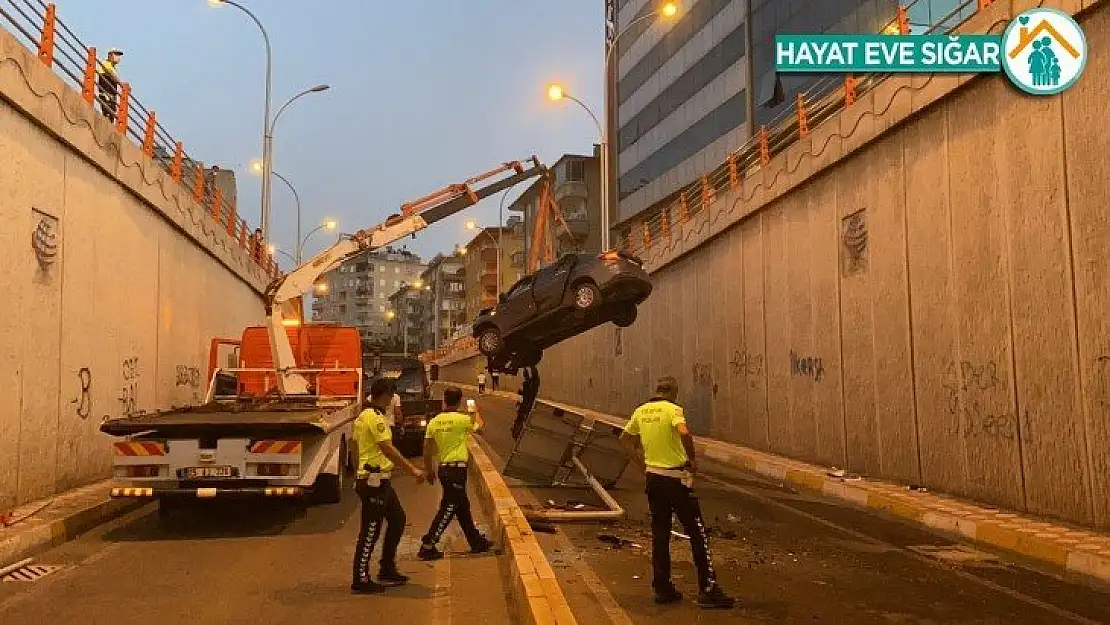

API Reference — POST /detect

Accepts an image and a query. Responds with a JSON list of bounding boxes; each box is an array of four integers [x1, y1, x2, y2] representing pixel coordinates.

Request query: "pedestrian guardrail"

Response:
[[0, 0, 280, 278]]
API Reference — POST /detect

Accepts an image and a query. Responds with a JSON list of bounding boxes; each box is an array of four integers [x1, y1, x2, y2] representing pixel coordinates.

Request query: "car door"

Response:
[[531, 255, 576, 313], [498, 275, 538, 332]]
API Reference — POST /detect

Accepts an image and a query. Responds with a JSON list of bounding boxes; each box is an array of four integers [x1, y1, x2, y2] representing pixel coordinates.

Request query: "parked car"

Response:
[[364, 353, 439, 457], [472, 251, 652, 370]]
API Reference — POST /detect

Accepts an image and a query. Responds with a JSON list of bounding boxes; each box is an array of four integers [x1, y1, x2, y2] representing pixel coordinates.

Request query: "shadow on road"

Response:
[[103, 492, 358, 542]]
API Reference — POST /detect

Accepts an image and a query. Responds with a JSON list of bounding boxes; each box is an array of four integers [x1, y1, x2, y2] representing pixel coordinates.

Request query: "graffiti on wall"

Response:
[[71, 367, 92, 419], [119, 357, 140, 417], [941, 359, 1032, 443], [729, 348, 765, 390], [692, 361, 718, 396], [841, 209, 868, 277], [790, 351, 825, 382], [31, 208, 59, 268], [176, 365, 201, 388]]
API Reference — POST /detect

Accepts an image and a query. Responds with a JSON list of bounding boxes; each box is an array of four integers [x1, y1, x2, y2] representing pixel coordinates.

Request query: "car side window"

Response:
[[508, 277, 533, 297]]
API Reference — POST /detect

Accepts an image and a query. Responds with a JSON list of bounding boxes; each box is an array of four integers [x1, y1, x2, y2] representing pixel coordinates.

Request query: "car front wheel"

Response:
[[477, 327, 504, 356], [572, 281, 601, 310]]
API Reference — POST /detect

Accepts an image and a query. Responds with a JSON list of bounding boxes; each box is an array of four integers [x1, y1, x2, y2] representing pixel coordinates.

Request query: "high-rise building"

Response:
[[461, 226, 525, 324], [511, 151, 602, 266], [419, 252, 467, 349], [310, 246, 426, 344], [609, 0, 899, 240]]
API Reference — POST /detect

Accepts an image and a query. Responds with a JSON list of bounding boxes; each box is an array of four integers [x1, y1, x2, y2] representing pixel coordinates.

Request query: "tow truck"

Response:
[[100, 157, 549, 516]]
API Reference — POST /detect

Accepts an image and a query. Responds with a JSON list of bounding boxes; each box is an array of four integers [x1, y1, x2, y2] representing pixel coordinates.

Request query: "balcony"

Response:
[[554, 180, 588, 202], [480, 247, 499, 263]]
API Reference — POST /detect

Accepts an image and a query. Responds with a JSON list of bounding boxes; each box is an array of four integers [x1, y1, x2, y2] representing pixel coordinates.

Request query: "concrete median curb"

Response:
[[0, 483, 145, 569], [467, 438, 578, 625], [450, 383, 1110, 587]]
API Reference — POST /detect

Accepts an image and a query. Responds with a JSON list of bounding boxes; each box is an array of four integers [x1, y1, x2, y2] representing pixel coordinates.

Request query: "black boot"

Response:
[[351, 579, 387, 595], [378, 564, 409, 586], [418, 544, 445, 561], [470, 535, 493, 554], [653, 584, 683, 605], [696, 584, 736, 609]]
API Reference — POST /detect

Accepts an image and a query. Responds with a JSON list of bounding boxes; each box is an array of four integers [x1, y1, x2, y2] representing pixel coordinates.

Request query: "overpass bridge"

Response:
[[432, 0, 1110, 534]]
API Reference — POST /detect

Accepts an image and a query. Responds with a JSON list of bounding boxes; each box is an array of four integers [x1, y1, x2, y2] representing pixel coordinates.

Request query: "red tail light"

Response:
[[600, 252, 621, 261]]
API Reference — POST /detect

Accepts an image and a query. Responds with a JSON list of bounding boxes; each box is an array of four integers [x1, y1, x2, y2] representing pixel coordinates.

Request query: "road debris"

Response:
[[597, 533, 640, 549]]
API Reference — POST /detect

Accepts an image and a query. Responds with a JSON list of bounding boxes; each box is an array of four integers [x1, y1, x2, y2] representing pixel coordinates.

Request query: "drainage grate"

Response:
[[2, 564, 64, 582]]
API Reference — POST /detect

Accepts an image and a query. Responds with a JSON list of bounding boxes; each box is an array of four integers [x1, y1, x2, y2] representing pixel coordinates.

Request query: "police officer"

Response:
[[417, 386, 493, 560], [620, 376, 735, 609], [351, 378, 426, 594]]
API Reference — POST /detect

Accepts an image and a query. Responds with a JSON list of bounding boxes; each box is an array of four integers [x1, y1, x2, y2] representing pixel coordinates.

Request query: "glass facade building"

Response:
[[612, 0, 972, 232]]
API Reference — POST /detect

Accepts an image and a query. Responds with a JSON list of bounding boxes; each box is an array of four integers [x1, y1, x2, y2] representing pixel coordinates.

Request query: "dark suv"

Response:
[[472, 251, 652, 369]]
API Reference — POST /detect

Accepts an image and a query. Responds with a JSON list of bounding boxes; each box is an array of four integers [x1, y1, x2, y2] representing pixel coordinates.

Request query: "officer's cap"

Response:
[[108, 48, 123, 56]]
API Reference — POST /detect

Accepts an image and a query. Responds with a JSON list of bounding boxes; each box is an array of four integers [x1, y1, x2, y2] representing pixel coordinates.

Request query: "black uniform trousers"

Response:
[[422, 465, 482, 547], [351, 475, 406, 585], [646, 472, 718, 593]]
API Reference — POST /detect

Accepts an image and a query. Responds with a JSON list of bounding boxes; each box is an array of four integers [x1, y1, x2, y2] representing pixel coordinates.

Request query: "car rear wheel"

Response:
[[477, 326, 503, 357], [613, 304, 637, 328], [572, 281, 601, 310]]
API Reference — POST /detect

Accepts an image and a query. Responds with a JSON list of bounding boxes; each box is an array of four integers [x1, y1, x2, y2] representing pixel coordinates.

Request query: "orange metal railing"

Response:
[[0, 0, 280, 279]]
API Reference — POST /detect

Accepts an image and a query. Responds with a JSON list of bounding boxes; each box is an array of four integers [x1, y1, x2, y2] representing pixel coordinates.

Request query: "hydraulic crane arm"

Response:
[[266, 156, 546, 396]]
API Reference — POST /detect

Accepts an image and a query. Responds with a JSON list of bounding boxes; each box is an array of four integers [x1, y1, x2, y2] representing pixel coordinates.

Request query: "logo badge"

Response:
[[1001, 8, 1087, 95]]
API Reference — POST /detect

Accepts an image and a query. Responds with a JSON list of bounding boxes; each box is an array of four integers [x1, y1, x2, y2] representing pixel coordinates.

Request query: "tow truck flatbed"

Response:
[[99, 405, 345, 438]]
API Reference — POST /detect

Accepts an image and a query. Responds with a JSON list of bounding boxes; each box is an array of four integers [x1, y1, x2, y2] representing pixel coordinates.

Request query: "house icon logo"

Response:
[[1001, 8, 1087, 95]]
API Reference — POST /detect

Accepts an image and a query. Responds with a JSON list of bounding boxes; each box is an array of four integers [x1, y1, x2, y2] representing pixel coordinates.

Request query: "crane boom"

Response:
[[265, 156, 546, 396]]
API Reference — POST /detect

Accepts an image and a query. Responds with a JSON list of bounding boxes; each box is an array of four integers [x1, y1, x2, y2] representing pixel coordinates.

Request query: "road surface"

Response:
[[469, 390, 1110, 625], [0, 473, 511, 625]]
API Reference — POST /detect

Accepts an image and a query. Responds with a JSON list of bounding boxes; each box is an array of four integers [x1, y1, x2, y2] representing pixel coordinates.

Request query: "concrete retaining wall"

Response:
[[436, 1, 1110, 529], [0, 28, 268, 509]]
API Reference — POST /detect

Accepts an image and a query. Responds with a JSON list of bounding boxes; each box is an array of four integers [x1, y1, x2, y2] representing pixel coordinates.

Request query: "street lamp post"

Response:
[[209, 0, 272, 241], [266, 84, 330, 245]]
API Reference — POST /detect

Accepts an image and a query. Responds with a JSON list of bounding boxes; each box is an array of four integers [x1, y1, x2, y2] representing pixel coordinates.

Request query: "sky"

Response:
[[58, 0, 605, 267]]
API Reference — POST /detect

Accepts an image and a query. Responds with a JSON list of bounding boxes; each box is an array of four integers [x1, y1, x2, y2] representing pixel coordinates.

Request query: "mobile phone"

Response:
[[466, 399, 476, 413]]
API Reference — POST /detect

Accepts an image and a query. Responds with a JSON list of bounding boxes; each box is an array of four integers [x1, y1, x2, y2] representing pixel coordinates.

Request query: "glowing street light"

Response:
[[549, 1, 680, 251], [314, 282, 329, 294], [464, 219, 478, 230]]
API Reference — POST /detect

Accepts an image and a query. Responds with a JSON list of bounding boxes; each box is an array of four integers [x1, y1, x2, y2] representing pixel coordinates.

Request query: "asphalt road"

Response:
[[469, 391, 1110, 625], [0, 472, 511, 625]]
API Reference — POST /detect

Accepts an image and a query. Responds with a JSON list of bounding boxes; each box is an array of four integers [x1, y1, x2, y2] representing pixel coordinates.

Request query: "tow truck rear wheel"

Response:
[[314, 440, 348, 504]]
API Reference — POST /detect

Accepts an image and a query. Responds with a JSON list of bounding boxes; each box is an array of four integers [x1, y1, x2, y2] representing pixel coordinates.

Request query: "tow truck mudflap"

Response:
[[110, 486, 304, 499]]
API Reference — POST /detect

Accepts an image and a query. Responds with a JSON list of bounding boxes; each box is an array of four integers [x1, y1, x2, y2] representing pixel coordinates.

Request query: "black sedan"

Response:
[[472, 251, 652, 369]]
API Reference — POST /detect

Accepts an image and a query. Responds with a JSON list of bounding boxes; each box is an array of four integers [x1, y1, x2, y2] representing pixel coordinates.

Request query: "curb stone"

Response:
[[445, 382, 1110, 587], [467, 438, 578, 625], [0, 485, 144, 569]]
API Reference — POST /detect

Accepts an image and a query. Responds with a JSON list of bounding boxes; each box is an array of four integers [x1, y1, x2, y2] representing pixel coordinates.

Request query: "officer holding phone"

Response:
[[417, 386, 493, 560]]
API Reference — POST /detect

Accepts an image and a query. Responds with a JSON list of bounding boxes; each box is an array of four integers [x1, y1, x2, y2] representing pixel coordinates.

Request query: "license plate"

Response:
[[181, 466, 235, 479]]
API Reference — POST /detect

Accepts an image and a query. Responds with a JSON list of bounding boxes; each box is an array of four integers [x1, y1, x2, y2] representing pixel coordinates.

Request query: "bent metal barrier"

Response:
[[0, 0, 279, 278]]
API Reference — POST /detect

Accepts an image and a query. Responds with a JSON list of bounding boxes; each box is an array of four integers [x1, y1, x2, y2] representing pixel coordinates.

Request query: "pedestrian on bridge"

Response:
[[477, 371, 487, 394], [417, 386, 493, 560], [96, 47, 122, 121], [350, 378, 426, 595], [620, 376, 736, 609]]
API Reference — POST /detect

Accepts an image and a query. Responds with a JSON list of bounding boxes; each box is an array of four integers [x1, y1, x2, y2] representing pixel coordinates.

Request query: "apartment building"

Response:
[[419, 252, 467, 349], [310, 246, 426, 344], [461, 225, 525, 324], [387, 284, 432, 355], [510, 152, 602, 265]]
